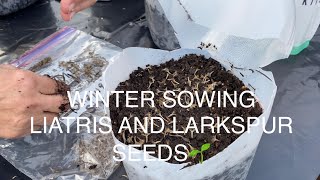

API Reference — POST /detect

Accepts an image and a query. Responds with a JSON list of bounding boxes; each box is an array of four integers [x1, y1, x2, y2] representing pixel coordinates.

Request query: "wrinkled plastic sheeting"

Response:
[[146, 0, 320, 68], [103, 48, 277, 180], [246, 29, 320, 180], [0, 27, 122, 180]]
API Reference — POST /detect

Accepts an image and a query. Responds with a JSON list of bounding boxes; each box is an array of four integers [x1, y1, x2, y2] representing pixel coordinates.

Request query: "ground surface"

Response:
[[0, 0, 319, 179]]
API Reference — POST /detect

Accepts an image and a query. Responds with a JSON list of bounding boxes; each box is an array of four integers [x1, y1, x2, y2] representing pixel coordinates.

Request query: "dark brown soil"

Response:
[[47, 75, 71, 113], [109, 54, 263, 165], [54, 79, 70, 97]]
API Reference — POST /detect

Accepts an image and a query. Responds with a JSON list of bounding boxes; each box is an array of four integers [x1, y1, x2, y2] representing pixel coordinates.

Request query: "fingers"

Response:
[[60, 11, 71, 21], [38, 94, 69, 113], [60, 0, 97, 21], [0, 128, 27, 139], [35, 74, 59, 95], [0, 64, 17, 70], [60, 8, 74, 21], [0, 125, 42, 139], [1, 68, 58, 95], [60, 0, 74, 14], [73, 0, 97, 14], [60, 0, 74, 21]]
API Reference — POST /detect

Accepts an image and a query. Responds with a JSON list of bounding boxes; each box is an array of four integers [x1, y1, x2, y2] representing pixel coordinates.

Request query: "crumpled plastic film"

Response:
[[0, 27, 122, 180]]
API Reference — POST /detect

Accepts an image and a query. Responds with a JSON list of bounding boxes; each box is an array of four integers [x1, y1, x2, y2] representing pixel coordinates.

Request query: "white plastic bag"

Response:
[[292, 0, 320, 55], [146, 0, 320, 67], [103, 48, 277, 180]]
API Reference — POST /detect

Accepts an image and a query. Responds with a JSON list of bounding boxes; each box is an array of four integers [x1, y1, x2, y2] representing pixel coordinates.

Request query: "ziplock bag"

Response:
[[145, 0, 320, 67], [103, 47, 277, 180], [0, 27, 121, 180]]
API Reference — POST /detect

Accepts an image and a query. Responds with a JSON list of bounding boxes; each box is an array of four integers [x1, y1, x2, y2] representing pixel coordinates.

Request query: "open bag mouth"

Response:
[[103, 47, 277, 174]]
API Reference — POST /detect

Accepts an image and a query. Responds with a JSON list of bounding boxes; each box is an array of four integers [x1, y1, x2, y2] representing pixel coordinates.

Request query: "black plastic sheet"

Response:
[[247, 28, 320, 180]]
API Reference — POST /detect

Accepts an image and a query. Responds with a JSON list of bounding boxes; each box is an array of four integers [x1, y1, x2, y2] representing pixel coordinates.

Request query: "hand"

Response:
[[60, 0, 97, 21], [0, 65, 67, 139]]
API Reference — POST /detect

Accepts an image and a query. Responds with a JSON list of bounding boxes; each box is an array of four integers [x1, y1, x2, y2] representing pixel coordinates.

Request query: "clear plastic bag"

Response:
[[0, 27, 121, 180]]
